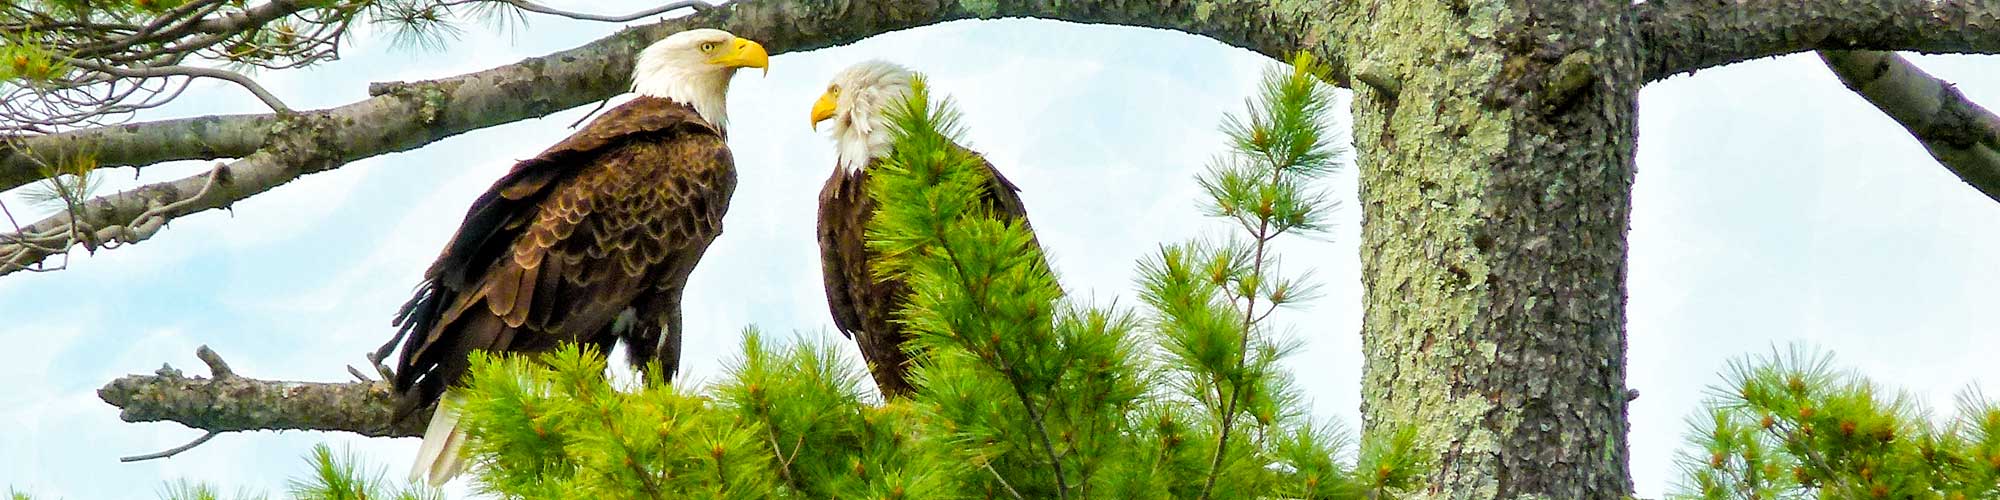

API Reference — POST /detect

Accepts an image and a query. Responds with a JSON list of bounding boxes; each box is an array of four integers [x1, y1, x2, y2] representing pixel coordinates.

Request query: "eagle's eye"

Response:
[[700, 42, 716, 52], [828, 85, 841, 95]]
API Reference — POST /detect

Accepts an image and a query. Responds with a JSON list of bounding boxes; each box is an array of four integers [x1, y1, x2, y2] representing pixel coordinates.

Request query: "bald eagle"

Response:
[[809, 60, 1039, 397], [385, 28, 768, 485]]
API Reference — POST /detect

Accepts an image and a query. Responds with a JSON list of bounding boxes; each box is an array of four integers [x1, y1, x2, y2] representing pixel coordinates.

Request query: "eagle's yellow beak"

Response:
[[710, 37, 769, 76], [809, 90, 838, 131]]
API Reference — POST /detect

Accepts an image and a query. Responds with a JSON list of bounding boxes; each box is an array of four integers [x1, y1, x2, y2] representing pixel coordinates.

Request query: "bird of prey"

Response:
[[808, 60, 1038, 397], [384, 28, 767, 485]]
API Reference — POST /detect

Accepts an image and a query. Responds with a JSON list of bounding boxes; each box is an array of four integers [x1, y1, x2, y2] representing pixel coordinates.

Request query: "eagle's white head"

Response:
[[632, 28, 769, 129], [809, 60, 916, 173]]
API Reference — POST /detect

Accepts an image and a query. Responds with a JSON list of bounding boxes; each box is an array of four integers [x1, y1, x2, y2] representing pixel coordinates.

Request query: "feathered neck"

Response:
[[830, 111, 891, 174], [827, 64, 913, 174], [633, 54, 731, 130]]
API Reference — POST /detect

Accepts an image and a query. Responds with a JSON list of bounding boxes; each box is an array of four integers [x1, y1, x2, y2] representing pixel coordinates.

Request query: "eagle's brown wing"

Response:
[[816, 167, 876, 338], [817, 147, 1032, 397], [390, 97, 731, 419]]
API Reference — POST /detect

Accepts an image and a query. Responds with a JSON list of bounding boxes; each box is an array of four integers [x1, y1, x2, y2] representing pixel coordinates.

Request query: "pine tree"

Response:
[[1675, 345, 2000, 499], [19, 49, 1994, 500], [6, 53, 1411, 500], [435, 53, 1405, 499]]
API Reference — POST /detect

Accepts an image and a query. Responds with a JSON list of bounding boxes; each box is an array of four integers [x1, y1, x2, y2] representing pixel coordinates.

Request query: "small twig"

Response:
[[195, 344, 234, 379], [1767, 419, 1840, 490], [370, 331, 402, 369], [0, 196, 26, 235], [72, 61, 292, 113], [119, 430, 220, 462], [567, 98, 611, 129], [763, 423, 799, 487], [103, 162, 229, 245], [366, 339, 402, 385], [981, 458, 1028, 500], [347, 364, 374, 383], [502, 0, 705, 23]]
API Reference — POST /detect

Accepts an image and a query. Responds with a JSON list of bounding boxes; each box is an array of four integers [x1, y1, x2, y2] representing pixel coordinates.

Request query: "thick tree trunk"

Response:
[[1347, 2, 1637, 497]]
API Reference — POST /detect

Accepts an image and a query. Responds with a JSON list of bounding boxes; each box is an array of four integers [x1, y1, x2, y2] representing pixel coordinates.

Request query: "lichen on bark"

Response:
[[1346, 0, 1639, 497], [97, 346, 421, 438]]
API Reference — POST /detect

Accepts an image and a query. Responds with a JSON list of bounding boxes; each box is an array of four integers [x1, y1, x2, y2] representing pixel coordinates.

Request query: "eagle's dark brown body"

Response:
[[817, 151, 1031, 397], [391, 96, 734, 418]]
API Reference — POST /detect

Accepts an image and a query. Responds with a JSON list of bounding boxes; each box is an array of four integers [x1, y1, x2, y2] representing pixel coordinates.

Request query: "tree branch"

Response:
[[1635, 0, 2000, 81], [190, 0, 317, 35], [501, 0, 706, 23], [73, 61, 293, 112], [97, 346, 422, 438], [4, 0, 1333, 278], [120, 430, 220, 462], [3, 0, 345, 131], [0, 113, 276, 192], [1820, 50, 2000, 203]]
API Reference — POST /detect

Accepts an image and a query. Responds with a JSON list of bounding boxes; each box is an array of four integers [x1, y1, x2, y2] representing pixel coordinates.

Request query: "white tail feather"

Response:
[[409, 393, 468, 486]]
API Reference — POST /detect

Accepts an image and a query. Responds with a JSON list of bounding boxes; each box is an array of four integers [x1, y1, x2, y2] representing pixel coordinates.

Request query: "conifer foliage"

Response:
[[435, 54, 1410, 499], [1675, 346, 2000, 499], [8, 55, 1417, 499]]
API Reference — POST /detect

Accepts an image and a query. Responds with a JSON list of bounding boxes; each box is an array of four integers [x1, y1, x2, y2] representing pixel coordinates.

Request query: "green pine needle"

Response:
[[1675, 344, 2000, 498]]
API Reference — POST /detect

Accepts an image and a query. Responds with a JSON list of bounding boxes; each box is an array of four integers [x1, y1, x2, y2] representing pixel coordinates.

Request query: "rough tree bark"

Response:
[[99, 346, 420, 438], [1347, 2, 1642, 496], [34, 0, 2000, 498]]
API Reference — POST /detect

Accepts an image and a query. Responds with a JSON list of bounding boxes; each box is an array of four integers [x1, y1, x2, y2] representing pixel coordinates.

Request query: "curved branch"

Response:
[[1820, 50, 2000, 203], [121, 431, 220, 462], [77, 62, 293, 112], [502, 0, 706, 23], [1636, 0, 2000, 81], [4, 0, 1330, 278], [97, 346, 422, 438]]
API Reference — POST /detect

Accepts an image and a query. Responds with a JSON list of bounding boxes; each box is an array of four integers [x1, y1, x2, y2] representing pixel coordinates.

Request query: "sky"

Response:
[[1, 3, 1997, 498]]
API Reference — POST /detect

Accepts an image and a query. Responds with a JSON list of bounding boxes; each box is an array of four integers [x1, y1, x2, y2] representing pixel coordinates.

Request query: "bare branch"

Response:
[[1820, 50, 2000, 204], [1635, 0, 2000, 81], [191, 0, 319, 34], [0, 162, 232, 275], [97, 346, 423, 438], [1, 0, 345, 130], [981, 458, 1028, 500], [5, 0, 1325, 279], [120, 431, 220, 462], [0, 113, 276, 192], [194, 344, 236, 379], [502, 0, 706, 23], [75, 62, 293, 112], [568, 98, 612, 129]]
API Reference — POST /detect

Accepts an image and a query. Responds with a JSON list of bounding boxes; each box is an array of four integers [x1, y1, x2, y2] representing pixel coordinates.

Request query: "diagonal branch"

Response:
[[1819, 50, 2000, 203], [4, 0, 1332, 279], [501, 0, 707, 23], [1634, 0, 2000, 81], [97, 346, 423, 438]]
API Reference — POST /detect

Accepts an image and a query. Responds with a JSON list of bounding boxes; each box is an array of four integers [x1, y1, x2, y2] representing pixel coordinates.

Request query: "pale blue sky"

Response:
[[1, 3, 1996, 498]]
